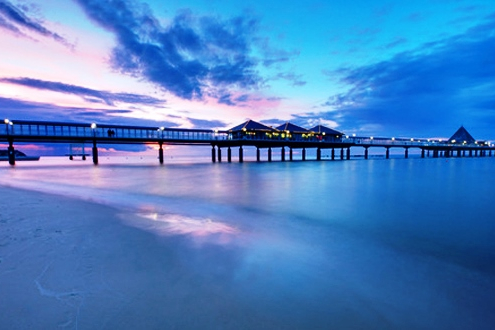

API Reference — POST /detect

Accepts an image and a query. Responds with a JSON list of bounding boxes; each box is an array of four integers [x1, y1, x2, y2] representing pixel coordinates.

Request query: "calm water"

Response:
[[2, 156, 495, 329]]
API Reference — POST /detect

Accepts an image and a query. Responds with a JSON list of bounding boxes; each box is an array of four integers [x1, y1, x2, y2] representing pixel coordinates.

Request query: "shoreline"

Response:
[[2, 172, 495, 329], [0, 185, 290, 329]]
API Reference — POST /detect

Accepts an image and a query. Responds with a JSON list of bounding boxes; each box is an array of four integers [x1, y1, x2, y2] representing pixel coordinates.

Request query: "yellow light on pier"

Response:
[[392, 137, 395, 141], [91, 123, 97, 129], [4, 119, 9, 124], [410, 138, 414, 142], [370, 136, 374, 140]]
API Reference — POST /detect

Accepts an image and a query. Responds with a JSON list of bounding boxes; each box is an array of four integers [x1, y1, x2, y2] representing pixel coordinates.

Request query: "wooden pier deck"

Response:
[[2, 119, 494, 165]]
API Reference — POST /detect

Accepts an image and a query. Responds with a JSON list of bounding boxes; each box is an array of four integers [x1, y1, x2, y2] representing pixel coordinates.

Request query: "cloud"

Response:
[[1, 77, 165, 106], [272, 72, 306, 87], [319, 14, 495, 138], [187, 118, 227, 129], [0, 96, 131, 122], [0, 0, 70, 46], [73, 0, 294, 103]]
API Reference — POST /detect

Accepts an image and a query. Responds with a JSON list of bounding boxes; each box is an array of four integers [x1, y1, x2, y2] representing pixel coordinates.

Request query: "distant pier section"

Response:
[[1, 118, 494, 165]]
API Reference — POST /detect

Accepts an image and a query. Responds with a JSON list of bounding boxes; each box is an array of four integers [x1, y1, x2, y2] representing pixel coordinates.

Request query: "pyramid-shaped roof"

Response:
[[276, 122, 309, 133], [449, 126, 475, 144], [309, 125, 343, 136], [229, 119, 276, 132]]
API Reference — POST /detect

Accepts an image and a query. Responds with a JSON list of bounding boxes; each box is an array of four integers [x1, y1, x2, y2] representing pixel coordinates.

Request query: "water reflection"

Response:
[[125, 212, 239, 244]]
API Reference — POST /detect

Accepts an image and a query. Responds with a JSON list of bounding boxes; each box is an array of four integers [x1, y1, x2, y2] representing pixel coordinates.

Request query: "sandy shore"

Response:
[[0, 186, 272, 329], [3, 183, 495, 330]]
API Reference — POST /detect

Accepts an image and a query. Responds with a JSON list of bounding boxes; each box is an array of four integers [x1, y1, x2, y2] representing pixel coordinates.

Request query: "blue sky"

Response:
[[1, 0, 495, 141]]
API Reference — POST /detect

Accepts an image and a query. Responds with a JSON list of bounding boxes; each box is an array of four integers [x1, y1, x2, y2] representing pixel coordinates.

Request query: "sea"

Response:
[[2, 148, 495, 329]]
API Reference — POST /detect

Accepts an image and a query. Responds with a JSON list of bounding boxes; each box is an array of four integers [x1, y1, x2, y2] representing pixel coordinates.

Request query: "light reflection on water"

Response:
[[2, 156, 495, 328], [128, 212, 238, 241]]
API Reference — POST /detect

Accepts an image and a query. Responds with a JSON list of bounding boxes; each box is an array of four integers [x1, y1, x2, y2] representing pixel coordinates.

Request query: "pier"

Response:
[[1, 119, 494, 165]]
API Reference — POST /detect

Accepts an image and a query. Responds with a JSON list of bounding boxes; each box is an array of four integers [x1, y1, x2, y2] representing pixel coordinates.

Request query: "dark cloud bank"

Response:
[[0, 0, 70, 46], [73, 0, 296, 105], [1, 77, 165, 106], [318, 14, 495, 139]]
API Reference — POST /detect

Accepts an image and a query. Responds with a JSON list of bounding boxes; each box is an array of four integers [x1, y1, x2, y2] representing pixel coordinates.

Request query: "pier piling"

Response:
[[158, 142, 164, 164], [92, 140, 98, 165], [8, 139, 15, 166]]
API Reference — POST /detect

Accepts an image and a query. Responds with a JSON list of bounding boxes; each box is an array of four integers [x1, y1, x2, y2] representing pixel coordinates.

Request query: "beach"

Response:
[[1, 158, 495, 329]]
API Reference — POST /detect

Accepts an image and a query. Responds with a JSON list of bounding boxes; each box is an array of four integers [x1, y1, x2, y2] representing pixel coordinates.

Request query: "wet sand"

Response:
[[0, 186, 271, 329]]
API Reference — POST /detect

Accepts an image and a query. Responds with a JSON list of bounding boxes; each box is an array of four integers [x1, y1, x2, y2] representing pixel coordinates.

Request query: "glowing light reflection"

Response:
[[137, 212, 239, 238]]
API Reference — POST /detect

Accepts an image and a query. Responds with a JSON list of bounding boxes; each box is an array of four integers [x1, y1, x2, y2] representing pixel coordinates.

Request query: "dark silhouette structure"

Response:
[[1, 119, 493, 165]]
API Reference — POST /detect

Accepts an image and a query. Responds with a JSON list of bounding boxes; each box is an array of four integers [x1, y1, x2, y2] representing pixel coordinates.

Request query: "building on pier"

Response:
[[228, 120, 277, 139], [309, 125, 344, 142], [448, 126, 475, 144], [276, 122, 311, 140]]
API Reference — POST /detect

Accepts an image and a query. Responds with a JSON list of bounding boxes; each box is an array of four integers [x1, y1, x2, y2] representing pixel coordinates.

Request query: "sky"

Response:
[[1, 0, 495, 141]]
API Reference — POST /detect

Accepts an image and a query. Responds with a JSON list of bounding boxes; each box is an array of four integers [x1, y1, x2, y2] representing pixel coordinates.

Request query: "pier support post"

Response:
[[290, 148, 293, 161], [7, 139, 15, 166], [427, 150, 430, 157], [268, 147, 272, 162], [218, 147, 222, 162], [404, 147, 409, 159], [346, 148, 351, 160], [421, 149, 425, 158], [302, 148, 306, 161], [92, 140, 98, 165], [316, 148, 321, 161], [386, 147, 390, 159], [228, 147, 232, 163], [158, 142, 164, 164], [256, 148, 261, 162], [331, 148, 335, 160], [281, 147, 286, 161], [239, 146, 244, 163], [433, 150, 438, 158], [211, 146, 216, 163], [490, 150, 492, 157], [457, 150, 461, 157], [469, 150, 473, 157], [340, 148, 344, 160], [364, 147, 369, 160]]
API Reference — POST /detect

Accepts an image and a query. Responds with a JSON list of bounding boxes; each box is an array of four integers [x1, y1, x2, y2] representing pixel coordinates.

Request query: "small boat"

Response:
[[0, 150, 40, 161]]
